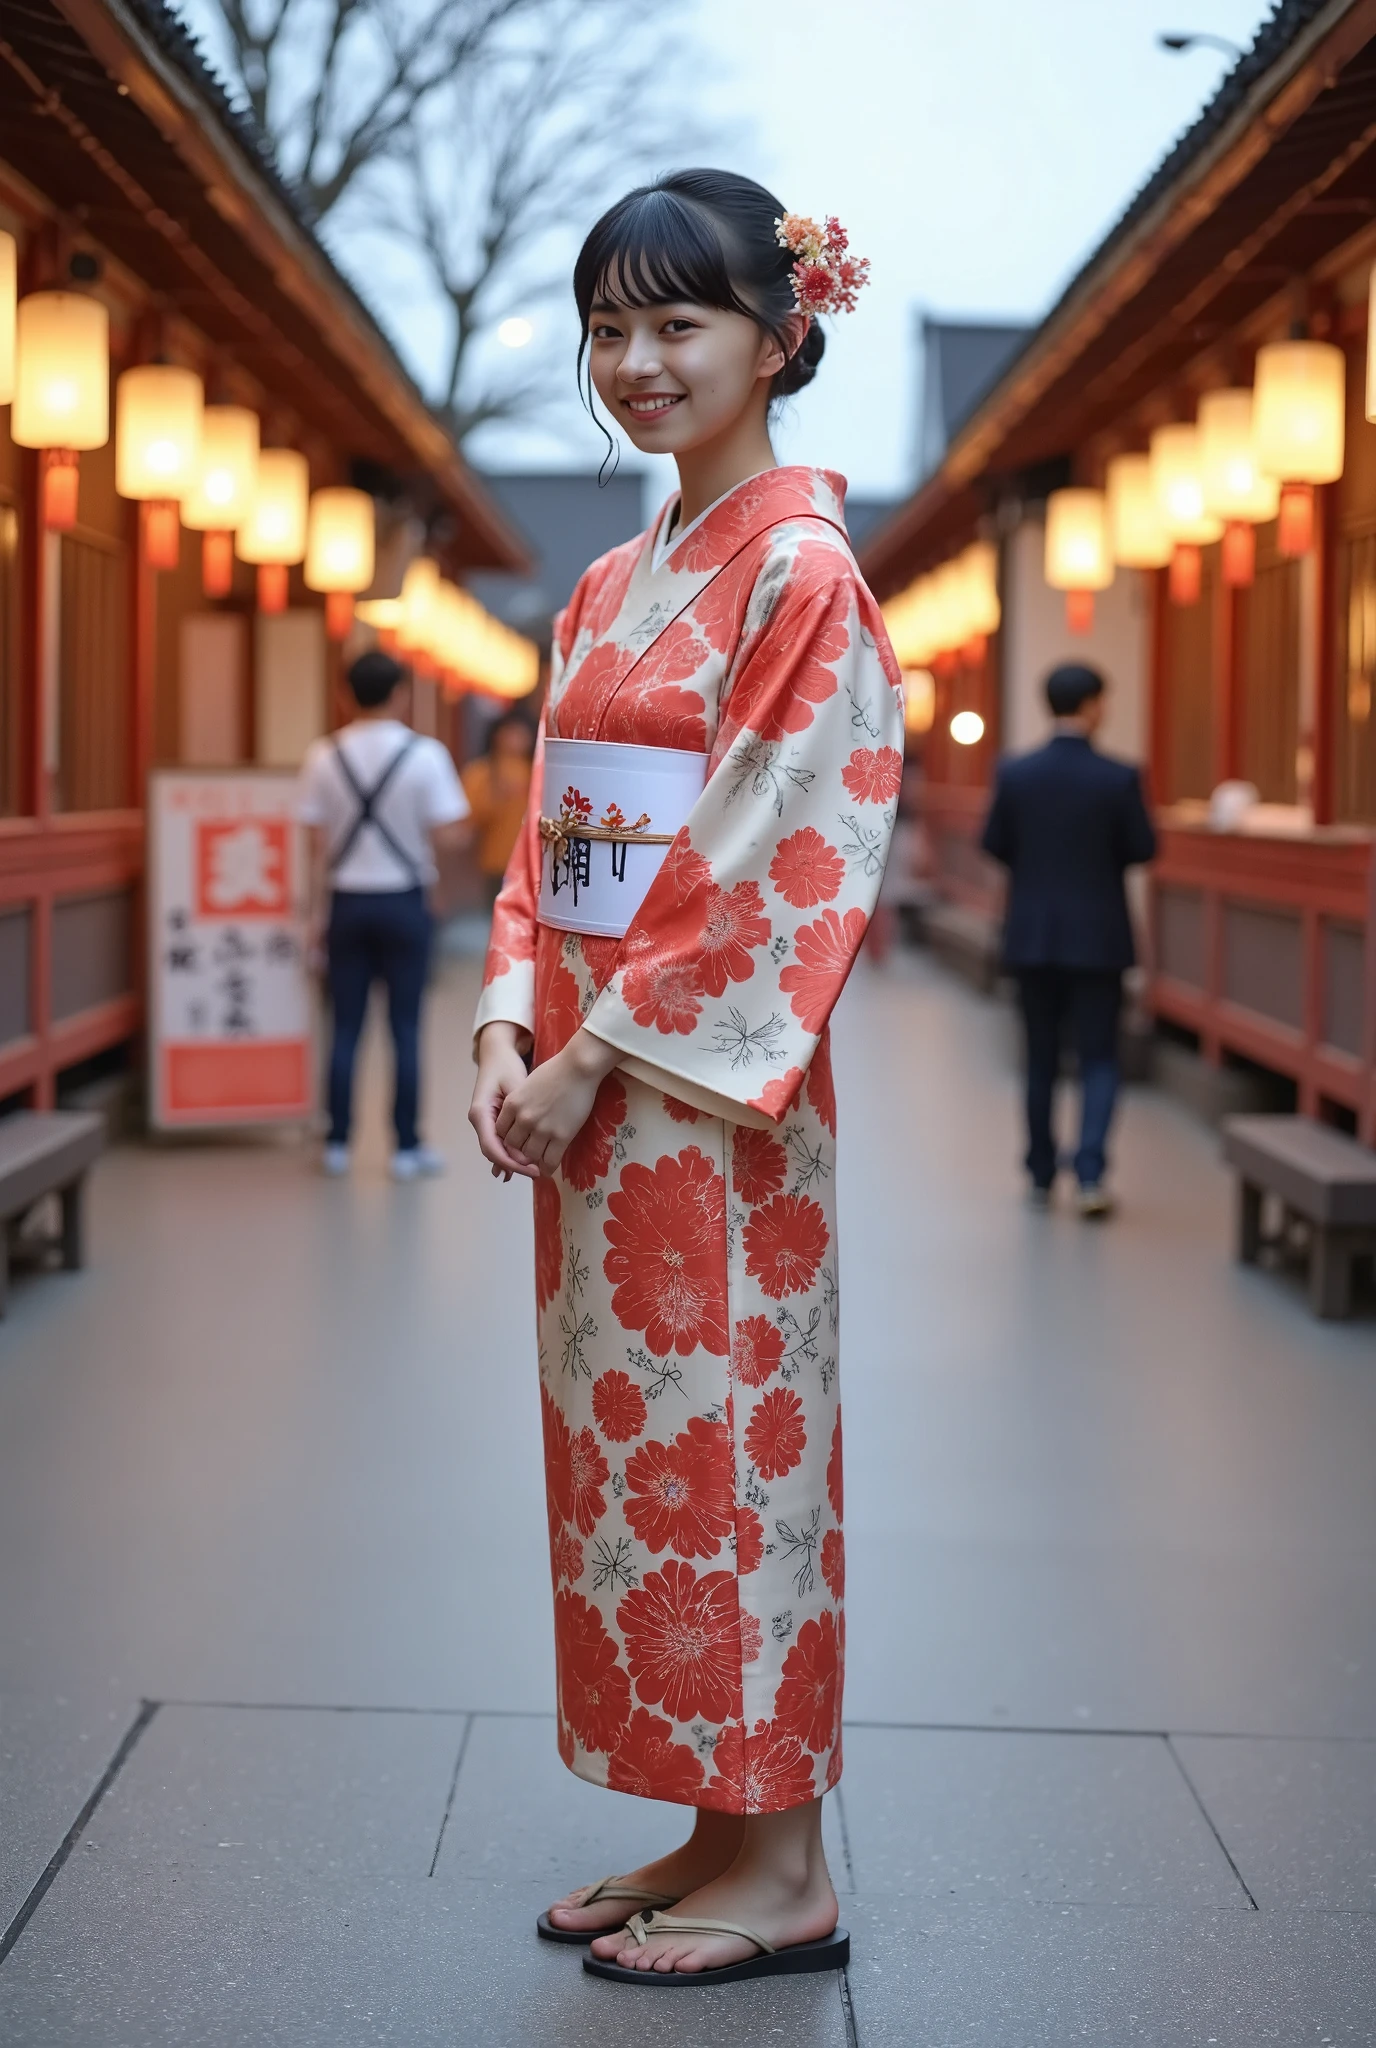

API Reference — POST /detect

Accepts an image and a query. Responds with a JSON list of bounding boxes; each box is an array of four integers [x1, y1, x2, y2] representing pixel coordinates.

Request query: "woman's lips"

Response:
[[624, 394, 684, 418]]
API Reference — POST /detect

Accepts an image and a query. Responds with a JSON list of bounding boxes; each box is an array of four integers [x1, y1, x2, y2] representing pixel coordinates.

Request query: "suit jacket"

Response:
[[980, 734, 1156, 971]]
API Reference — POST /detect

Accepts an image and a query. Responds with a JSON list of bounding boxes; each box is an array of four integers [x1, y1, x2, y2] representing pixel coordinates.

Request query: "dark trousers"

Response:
[[326, 888, 432, 1150], [1015, 967, 1123, 1189]]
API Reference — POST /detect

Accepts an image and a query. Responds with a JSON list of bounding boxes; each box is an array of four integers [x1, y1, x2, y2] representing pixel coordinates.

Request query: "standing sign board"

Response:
[[149, 770, 314, 1129]]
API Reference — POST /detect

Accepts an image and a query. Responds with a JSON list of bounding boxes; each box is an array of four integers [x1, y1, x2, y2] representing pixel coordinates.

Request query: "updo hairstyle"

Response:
[[574, 169, 826, 413]]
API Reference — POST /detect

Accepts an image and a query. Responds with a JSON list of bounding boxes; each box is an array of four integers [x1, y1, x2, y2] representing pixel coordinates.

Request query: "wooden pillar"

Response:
[[1147, 568, 1171, 805], [1214, 579, 1241, 788], [1312, 479, 1338, 827]]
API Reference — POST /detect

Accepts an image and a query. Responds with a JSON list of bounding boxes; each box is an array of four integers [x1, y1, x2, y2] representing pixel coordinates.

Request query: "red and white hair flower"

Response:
[[775, 213, 871, 317]]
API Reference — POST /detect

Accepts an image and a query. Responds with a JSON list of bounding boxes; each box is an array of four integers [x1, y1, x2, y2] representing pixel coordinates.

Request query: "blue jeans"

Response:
[[326, 888, 432, 1150], [1015, 968, 1123, 1189]]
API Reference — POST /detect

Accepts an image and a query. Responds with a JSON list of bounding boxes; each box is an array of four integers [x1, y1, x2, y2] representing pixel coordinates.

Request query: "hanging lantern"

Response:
[[304, 487, 376, 639], [1253, 339, 1345, 558], [1106, 453, 1171, 569], [1045, 487, 1112, 633], [356, 598, 403, 651], [400, 556, 440, 669], [1150, 423, 1220, 606], [956, 540, 1000, 660], [0, 233, 15, 407], [11, 292, 110, 531], [236, 448, 309, 613], [902, 668, 936, 735], [182, 405, 260, 599], [1198, 388, 1279, 589], [115, 364, 204, 572]]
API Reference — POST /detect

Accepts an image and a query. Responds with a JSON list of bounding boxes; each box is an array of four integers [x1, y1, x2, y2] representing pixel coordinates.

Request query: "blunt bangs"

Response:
[[575, 189, 758, 339]]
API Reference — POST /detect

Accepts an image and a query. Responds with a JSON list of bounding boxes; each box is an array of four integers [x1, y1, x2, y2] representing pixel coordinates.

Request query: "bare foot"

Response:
[[588, 1829, 837, 1973], [546, 1812, 743, 1936]]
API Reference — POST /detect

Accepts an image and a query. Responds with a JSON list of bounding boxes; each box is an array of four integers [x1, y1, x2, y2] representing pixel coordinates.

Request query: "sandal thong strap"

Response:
[[574, 1878, 677, 1910], [625, 1909, 775, 1956]]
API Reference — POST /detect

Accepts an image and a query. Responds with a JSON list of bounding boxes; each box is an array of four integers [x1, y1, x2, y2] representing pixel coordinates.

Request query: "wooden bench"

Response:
[[1222, 1114, 1376, 1320], [0, 1111, 105, 1317]]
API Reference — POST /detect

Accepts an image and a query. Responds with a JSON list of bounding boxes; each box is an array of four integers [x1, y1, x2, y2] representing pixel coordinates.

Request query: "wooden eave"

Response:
[[861, 0, 1376, 598], [0, 0, 528, 572]]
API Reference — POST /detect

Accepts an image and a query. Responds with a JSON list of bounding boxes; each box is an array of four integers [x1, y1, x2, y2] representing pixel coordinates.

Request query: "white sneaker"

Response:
[[390, 1145, 445, 1181], [1077, 1182, 1114, 1219], [321, 1144, 350, 1177]]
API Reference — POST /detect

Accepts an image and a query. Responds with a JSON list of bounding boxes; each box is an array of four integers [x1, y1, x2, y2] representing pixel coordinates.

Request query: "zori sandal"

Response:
[[537, 1878, 680, 1945], [581, 1908, 850, 1984]]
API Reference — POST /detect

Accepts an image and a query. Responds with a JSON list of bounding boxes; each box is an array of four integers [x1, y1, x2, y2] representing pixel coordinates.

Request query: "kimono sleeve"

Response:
[[584, 555, 905, 1126]]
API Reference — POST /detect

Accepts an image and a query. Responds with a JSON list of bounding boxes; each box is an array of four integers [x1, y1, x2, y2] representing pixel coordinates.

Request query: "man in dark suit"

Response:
[[981, 662, 1156, 1217]]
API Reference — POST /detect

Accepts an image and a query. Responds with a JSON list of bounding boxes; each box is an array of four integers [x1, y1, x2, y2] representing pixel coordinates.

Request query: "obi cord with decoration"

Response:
[[475, 464, 903, 1813]]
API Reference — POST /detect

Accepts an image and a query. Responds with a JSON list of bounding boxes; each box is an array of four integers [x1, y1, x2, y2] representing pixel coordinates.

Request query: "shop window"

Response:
[[56, 530, 131, 812], [1237, 521, 1300, 804], [1336, 528, 1376, 822], [1162, 547, 1215, 801], [0, 501, 20, 815]]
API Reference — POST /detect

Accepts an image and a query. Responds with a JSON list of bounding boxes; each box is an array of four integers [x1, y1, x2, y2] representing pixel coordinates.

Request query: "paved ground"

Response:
[[1, 944, 1373, 2046]]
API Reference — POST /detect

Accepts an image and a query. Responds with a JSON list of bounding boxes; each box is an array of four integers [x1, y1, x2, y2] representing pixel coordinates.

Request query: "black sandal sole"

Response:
[[582, 1927, 849, 1985]]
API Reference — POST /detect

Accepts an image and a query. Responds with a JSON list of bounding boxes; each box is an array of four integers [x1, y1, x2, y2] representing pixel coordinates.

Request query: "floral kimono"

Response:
[[475, 466, 903, 1814]]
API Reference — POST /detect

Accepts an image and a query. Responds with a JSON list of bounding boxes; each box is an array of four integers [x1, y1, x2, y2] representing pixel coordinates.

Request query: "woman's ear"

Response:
[[757, 312, 810, 383]]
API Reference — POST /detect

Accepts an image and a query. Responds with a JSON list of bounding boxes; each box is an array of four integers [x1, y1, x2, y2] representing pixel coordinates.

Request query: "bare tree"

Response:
[[186, 0, 709, 443]]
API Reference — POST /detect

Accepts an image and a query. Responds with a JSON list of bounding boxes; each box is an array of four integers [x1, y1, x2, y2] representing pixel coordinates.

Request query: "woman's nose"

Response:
[[618, 336, 664, 381]]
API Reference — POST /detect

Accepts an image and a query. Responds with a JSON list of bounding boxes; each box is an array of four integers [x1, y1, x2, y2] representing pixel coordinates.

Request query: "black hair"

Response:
[[574, 170, 825, 461], [485, 708, 534, 754], [348, 649, 407, 708], [1045, 663, 1105, 717]]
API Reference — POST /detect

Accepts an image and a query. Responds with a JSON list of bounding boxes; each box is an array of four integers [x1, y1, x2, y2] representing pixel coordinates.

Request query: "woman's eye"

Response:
[[591, 325, 622, 341], [662, 319, 695, 334]]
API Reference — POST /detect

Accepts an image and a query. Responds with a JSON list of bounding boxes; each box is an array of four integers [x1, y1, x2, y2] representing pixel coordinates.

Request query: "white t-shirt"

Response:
[[298, 720, 468, 892]]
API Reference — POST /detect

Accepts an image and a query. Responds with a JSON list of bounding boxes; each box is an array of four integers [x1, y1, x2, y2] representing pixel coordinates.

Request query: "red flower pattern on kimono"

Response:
[[821, 1528, 845, 1601], [474, 468, 904, 1816], [607, 1708, 706, 1803], [841, 744, 903, 806], [732, 1129, 788, 1206], [534, 1177, 562, 1311], [562, 1073, 627, 1191], [618, 1560, 743, 1723], [769, 826, 845, 909], [623, 1416, 735, 1558], [828, 1410, 844, 1520], [555, 1591, 631, 1753], [544, 1388, 610, 1537], [735, 1505, 765, 1574], [745, 1386, 808, 1479], [591, 1368, 647, 1443], [773, 1612, 841, 1753], [743, 1193, 830, 1300], [698, 881, 771, 996], [706, 1719, 821, 1815], [731, 1314, 784, 1388], [780, 907, 869, 1033], [603, 1148, 729, 1357]]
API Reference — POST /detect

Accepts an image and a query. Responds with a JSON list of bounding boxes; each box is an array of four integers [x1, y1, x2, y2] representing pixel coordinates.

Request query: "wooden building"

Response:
[[863, 0, 1376, 1144], [0, 0, 525, 1115]]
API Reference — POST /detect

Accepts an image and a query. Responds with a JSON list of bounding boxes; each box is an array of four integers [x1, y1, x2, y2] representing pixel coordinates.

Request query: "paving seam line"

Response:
[[839, 1962, 861, 2048], [427, 1712, 475, 1878], [0, 1698, 161, 1970], [1162, 1732, 1259, 1911]]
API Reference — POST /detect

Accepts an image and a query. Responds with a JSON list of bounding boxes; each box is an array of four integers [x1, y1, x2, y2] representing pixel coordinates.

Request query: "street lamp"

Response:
[[1158, 32, 1243, 58]]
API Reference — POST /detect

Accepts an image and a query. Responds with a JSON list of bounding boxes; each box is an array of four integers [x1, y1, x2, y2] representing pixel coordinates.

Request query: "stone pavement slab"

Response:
[[434, 1713, 853, 1893], [79, 1705, 464, 1880], [843, 1893, 1376, 2047], [837, 1724, 1247, 1905], [0, 1688, 139, 1933], [1173, 1734, 1376, 1911], [0, 1864, 851, 2048]]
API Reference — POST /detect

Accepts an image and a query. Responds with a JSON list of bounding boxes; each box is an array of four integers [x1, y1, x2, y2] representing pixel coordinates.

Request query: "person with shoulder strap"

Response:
[[298, 649, 470, 1180]]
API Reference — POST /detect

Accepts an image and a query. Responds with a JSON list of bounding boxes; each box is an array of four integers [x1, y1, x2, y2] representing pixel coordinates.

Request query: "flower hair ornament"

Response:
[[775, 213, 871, 316]]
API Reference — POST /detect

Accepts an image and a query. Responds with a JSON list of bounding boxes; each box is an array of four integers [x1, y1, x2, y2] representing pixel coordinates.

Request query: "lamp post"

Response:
[[1158, 32, 1243, 57], [11, 293, 110, 530], [181, 406, 260, 598]]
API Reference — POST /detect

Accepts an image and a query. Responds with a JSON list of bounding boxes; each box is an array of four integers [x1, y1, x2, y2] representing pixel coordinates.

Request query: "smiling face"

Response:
[[586, 285, 798, 458]]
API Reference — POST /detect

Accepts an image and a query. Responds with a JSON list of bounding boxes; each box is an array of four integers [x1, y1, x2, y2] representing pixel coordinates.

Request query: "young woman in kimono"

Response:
[[469, 169, 902, 1985]]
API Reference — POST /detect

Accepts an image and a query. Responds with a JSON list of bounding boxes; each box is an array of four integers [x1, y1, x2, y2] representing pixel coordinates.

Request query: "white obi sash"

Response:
[[537, 738, 709, 939]]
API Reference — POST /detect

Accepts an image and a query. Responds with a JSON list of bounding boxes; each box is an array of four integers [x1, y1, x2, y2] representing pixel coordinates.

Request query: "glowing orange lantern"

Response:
[[305, 487, 376, 639], [1045, 488, 1112, 632], [0, 233, 15, 408], [236, 448, 309, 612], [182, 406, 260, 598], [11, 292, 110, 530], [1253, 340, 1345, 558], [116, 365, 204, 572], [1150, 423, 1221, 606]]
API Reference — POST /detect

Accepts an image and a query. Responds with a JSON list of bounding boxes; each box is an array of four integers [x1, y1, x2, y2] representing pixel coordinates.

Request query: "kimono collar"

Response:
[[651, 465, 850, 574]]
